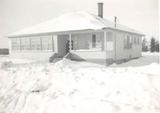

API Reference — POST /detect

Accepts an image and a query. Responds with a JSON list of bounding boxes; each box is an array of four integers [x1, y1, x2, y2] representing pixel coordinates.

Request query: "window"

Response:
[[94, 33, 104, 50], [127, 35, 130, 47], [11, 38, 20, 50], [133, 36, 140, 45], [12, 35, 54, 52], [137, 37, 140, 44], [131, 36, 134, 44], [72, 32, 104, 51], [41, 35, 53, 51], [124, 36, 127, 48], [30, 37, 41, 50], [124, 35, 132, 49], [20, 38, 30, 50], [134, 36, 136, 44], [92, 34, 96, 48]]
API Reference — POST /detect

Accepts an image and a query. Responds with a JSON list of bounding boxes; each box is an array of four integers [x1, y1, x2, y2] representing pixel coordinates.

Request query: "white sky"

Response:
[[0, 0, 158, 48]]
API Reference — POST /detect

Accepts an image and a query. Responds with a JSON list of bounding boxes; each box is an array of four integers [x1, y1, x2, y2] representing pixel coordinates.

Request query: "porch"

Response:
[[54, 30, 115, 65]]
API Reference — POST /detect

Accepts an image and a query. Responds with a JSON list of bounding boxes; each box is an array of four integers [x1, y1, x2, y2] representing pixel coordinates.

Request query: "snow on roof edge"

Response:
[[7, 29, 100, 38], [8, 11, 144, 37]]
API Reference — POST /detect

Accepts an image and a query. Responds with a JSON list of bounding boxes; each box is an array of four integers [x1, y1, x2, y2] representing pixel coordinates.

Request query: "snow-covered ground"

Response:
[[0, 52, 159, 113], [111, 52, 159, 67]]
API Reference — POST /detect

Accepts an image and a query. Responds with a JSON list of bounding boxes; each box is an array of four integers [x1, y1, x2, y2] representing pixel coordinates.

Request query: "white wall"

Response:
[[71, 50, 107, 65], [9, 34, 58, 61], [72, 32, 104, 50], [9, 30, 142, 63], [104, 29, 115, 60], [109, 29, 142, 60], [70, 31, 107, 65], [70, 29, 142, 65]]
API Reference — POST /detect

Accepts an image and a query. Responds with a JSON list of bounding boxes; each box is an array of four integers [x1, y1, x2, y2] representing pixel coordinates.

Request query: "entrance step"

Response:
[[49, 53, 62, 63]]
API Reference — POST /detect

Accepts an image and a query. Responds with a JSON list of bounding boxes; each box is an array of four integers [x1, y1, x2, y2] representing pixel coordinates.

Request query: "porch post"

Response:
[[69, 34, 72, 52], [52, 35, 54, 51], [104, 31, 107, 50]]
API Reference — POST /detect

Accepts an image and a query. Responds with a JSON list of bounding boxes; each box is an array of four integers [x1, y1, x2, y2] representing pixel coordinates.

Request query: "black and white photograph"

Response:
[[0, 0, 159, 113]]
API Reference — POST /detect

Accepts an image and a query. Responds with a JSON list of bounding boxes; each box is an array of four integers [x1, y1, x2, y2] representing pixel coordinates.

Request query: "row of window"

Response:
[[72, 32, 105, 51], [71, 32, 114, 51], [11, 35, 53, 51], [71, 32, 140, 51], [124, 35, 141, 49], [11, 33, 140, 52]]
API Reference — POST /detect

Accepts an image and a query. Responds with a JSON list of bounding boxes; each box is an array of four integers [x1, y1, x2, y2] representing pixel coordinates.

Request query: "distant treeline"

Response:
[[142, 37, 159, 52], [0, 48, 9, 55]]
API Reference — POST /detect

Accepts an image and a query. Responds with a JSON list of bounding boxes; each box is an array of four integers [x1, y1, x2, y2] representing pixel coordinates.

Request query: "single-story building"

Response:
[[8, 3, 144, 65]]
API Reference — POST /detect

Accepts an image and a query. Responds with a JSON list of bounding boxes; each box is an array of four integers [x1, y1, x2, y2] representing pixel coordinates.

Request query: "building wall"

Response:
[[107, 29, 142, 61], [72, 32, 104, 51], [70, 29, 142, 65], [9, 34, 70, 61], [71, 51, 107, 65], [70, 31, 107, 65], [9, 34, 57, 61], [8, 29, 142, 64], [104, 29, 115, 60]]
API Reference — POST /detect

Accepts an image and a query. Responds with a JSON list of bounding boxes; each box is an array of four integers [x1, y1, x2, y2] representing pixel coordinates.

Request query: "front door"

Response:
[[57, 34, 69, 57]]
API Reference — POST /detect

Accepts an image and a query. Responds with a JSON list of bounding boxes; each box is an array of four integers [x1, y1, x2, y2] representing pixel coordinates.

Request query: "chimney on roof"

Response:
[[98, 2, 103, 18]]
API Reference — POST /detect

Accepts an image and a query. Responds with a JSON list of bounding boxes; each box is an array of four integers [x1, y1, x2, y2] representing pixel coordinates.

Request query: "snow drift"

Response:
[[0, 55, 160, 113]]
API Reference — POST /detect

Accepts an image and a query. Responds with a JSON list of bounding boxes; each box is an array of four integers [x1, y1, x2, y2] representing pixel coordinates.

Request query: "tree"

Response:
[[150, 37, 156, 52], [142, 38, 148, 52], [155, 40, 159, 52]]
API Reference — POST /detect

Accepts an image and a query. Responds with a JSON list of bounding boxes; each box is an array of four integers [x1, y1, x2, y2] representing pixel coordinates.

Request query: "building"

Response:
[[8, 3, 144, 65]]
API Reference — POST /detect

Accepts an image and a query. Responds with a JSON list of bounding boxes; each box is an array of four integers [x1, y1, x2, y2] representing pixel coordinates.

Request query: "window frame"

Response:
[[92, 34, 96, 48], [71, 32, 104, 51], [20, 37, 31, 51], [11, 34, 54, 52], [41, 35, 53, 51], [124, 34, 132, 49], [11, 38, 21, 51]]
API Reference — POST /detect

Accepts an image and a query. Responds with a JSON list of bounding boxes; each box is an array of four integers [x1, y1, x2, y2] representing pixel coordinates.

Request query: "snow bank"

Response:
[[0, 57, 34, 65], [0, 57, 160, 113], [111, 52, 159, 67], [0, 56, 36, 70]]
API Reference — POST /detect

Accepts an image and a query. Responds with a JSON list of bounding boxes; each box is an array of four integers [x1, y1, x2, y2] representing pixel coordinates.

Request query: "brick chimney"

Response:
[[98, 2, 103, 18]]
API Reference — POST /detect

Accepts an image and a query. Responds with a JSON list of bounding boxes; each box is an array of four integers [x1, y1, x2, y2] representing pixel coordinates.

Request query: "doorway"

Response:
[[57, 34, 69, 57]]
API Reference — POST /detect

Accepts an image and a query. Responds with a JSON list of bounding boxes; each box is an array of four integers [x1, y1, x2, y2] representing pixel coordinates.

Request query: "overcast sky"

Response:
[[0, 0, 158, 48]]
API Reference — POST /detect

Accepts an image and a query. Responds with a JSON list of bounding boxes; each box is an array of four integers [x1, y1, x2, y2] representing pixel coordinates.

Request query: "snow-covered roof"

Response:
[[8, 11, 144, 37]]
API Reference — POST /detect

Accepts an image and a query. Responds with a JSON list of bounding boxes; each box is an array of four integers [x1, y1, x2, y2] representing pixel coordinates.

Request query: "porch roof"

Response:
[[8, 11, 144, 37]]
